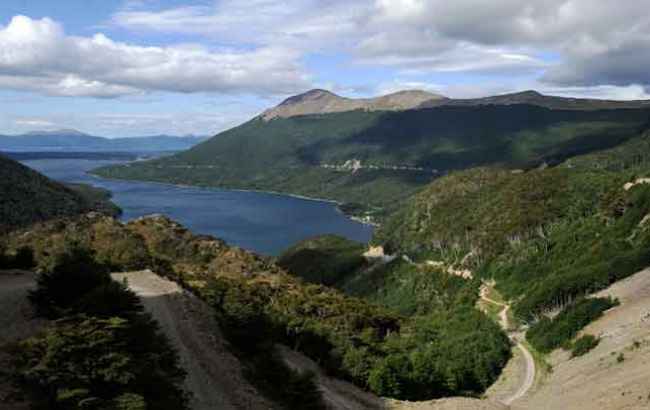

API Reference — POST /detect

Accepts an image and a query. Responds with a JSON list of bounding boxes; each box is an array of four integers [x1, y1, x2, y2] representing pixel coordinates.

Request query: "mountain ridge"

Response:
[[263, 88, 650, 121], [0, 129, 208, 152], [261, 88, 447, 120]]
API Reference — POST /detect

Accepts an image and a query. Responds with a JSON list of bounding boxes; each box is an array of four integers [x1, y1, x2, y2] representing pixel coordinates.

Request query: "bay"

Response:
[[18, 154, 373, 255]]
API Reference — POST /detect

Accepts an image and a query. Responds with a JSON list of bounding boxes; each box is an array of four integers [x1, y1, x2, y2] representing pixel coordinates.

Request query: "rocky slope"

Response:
[[261, 89, 446, 120]]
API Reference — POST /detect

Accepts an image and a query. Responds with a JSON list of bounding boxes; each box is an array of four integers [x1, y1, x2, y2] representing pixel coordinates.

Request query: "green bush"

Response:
[[14, 315, 187, 410], [277, 235, 367, 287], [14, 239, 189, 410], [28, 245, 111, 318], [527, 297, 617, 353], [245, 352, 327, 410], [570, 334, 600, 357], [0, 245, 35, 270]]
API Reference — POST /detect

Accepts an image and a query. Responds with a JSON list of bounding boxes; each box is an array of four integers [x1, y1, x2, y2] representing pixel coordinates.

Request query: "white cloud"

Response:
[[376, 79, 650, 101], [0, 15, 311, 98], [13, 118, 58, 128], [112, 0, 650, 92]]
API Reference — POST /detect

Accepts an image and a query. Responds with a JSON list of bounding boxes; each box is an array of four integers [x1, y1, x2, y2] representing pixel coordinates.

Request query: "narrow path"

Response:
[[112, 271, 272, 410], [480, 286, 535, 406]]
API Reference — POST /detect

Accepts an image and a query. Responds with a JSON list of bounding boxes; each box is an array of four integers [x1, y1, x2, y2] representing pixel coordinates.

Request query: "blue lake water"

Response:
[[19, 156, 373, 255]]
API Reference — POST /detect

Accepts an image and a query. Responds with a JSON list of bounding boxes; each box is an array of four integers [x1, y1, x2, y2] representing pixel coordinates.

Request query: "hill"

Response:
[[371, 128, 650, 320], [0, 128, 207, 152], [0, 154, 119, 233], [278, 127, 650, 409], [93, 90, 650, 219], [3, 213, 511, 403]]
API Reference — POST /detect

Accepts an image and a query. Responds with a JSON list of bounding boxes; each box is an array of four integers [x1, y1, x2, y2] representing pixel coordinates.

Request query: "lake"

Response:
[[18, 154, 373, 255]]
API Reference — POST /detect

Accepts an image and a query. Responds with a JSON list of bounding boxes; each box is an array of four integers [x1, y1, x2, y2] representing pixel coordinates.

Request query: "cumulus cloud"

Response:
[[370, 0, 650, 88], [0, 15, 311, 98], [112, 0, 650, 91]]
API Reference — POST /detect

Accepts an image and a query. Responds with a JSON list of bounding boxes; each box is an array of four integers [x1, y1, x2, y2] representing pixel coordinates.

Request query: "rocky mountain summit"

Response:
[[261, 89, 446, 120]]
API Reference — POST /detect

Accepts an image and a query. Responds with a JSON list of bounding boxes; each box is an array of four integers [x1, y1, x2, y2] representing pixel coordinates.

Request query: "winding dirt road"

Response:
[[480, 287, 535, 406]]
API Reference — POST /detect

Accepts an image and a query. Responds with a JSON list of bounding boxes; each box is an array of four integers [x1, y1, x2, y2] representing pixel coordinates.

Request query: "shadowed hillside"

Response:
[[0, 154, 119, 233]]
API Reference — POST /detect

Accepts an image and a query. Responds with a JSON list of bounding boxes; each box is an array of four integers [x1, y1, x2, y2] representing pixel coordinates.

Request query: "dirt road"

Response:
[[112, 271, 272, 410], [0, 271, 45, 408], [480, 286, 535, 406], [0, 271, 42, 346]]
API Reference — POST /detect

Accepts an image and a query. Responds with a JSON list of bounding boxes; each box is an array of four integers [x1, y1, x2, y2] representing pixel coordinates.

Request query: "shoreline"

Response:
[[87, 171, 377, 227]]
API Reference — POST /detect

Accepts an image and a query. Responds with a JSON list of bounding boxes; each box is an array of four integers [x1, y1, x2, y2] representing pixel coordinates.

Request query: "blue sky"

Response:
[[0, 0, 649, 137]]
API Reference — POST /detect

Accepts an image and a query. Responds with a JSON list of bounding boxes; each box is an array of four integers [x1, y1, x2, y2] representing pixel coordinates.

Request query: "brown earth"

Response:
[[513, 268, 650, 410]]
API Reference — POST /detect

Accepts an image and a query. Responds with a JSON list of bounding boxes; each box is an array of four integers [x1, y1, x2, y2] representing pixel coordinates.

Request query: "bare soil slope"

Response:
[[514, 268, 650, 410]]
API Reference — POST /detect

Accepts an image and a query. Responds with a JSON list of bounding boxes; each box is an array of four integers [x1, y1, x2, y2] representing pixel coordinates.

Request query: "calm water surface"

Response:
[[20, 156, 373, 255]]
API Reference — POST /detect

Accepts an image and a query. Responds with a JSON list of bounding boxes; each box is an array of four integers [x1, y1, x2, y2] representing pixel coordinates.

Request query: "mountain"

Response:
[[0, 129, 207, 152], [422, 90, 650, 110], [94, 89, 650, 219], [0, 154, 119, 233], [278, 128, 650, 409], [261, 88, 446, 120]]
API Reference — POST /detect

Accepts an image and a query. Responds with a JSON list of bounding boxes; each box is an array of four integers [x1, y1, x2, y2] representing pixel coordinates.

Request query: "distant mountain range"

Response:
[[0, 128, 208, 152], [94, 89, 650, 218]]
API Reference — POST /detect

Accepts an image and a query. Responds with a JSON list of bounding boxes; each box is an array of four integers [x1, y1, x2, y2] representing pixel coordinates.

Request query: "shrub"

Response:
[[0, 245, 35, 270], [10, 246, 35, 269], [73, 280, 142, 319], [570, 334, 600, 357], [617, 352, 625, 363], [527, 297, 617, 353], [14, 315, 187, 410], [28, 245, 111, 318]]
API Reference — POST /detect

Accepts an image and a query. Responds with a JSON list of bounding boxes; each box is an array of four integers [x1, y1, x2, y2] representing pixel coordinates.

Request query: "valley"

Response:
[[3, 89, 650, 410], [3, 3, 650, 409]]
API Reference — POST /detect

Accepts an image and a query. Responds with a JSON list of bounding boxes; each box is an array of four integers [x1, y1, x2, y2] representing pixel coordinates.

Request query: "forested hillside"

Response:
[[94, 93, 650, 219], [366, 129, 650, 345], [3, 214, 511, 402], [0, 154, 119, 233]]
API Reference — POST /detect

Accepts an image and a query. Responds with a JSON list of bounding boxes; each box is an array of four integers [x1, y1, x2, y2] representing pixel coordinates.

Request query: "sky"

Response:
[[1, 0, 649, 137]]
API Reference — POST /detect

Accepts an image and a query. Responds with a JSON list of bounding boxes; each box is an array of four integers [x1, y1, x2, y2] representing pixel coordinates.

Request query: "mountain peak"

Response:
[[262, 89, 445, 120], [278, 89, 342, 107], [511, 90, 544, 97]]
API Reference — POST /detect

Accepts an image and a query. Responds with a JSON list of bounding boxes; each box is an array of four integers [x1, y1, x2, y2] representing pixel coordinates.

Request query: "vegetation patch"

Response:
[[527, 297, 618, 353], [277, 235, 367, 287], [0, 154, 119, 234], [11, 244, 188, 409], [570, 334, 600, 358]]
